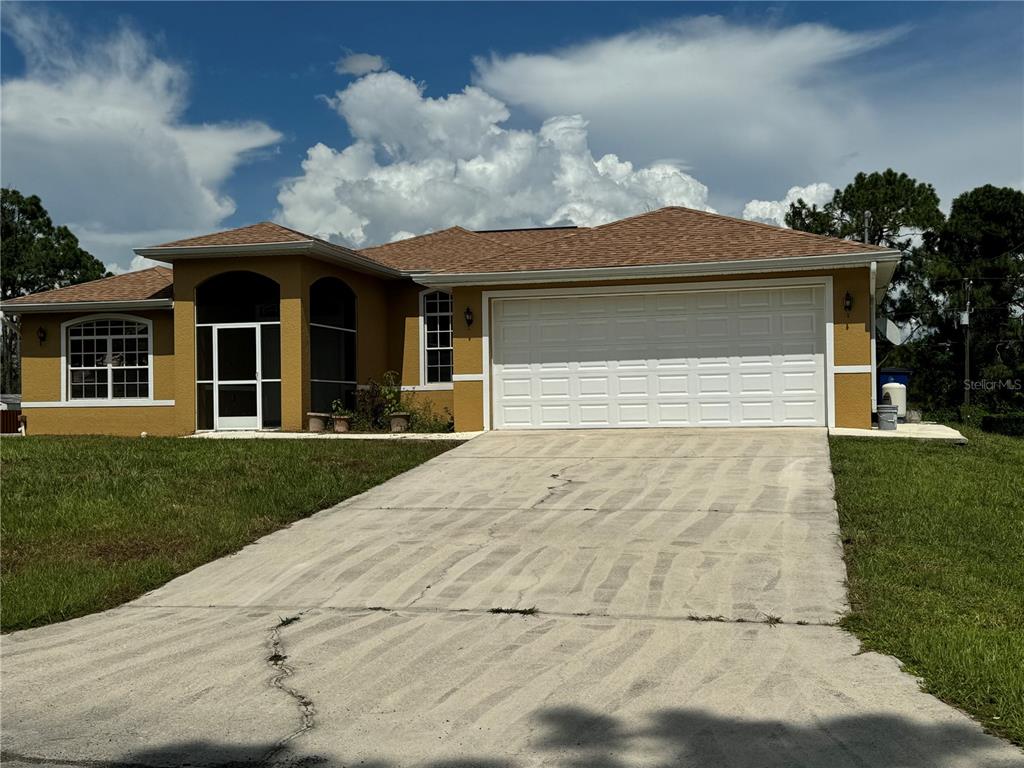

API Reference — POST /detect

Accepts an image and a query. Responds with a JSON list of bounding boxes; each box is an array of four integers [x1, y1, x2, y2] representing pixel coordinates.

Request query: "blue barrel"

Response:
[[878, 367, 911, 406]]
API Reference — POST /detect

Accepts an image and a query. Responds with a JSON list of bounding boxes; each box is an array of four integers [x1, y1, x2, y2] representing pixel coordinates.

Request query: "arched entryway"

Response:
[[195, 271, 281, 430]]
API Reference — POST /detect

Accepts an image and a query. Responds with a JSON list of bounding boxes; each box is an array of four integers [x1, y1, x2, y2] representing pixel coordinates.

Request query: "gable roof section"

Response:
[[2, 267, 173, 311], [152, 221, 310, 248], [359, 227, 508, 272], [359, 225, 581, 272], [137, 221, 402, 277], [420, 207, 893, 275]]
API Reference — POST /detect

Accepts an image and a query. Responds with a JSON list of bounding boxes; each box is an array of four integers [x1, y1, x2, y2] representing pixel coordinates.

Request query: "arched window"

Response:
[[196, 271, 280, 323], [309, 277, 357, 412], [421, 290, 453, 384], [64, 315, 152, 400]]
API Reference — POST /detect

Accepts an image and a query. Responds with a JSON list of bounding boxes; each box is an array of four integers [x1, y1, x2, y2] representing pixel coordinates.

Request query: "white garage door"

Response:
[[491, 285, 827, 429]]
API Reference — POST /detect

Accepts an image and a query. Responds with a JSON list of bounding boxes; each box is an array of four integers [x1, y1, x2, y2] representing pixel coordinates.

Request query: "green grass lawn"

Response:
[[1, 436, 460, 632], [830, 427, 1024, 745]]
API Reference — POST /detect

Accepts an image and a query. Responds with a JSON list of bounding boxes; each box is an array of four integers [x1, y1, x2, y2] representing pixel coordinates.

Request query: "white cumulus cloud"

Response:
[[278, 71, 712, 246], [0, 6, 282, 271], [742, 183, 835, 227], [473, 17, 894, 212], [335, 51, 387, 76]]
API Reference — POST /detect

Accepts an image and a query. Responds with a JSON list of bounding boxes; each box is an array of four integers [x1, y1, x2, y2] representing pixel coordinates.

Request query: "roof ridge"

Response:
[[658, 206, 892, 252], [360, 226, 483, 252], [259, 220, 315, 241]]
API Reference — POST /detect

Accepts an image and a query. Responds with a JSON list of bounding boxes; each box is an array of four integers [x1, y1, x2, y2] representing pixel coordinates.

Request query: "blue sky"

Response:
[[2, 2, 1021, 272]]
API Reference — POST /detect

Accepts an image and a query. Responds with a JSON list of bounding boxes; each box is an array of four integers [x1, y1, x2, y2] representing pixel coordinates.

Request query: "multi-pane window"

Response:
[[423, 291, 453, 384], [67, 318, 150, 400]]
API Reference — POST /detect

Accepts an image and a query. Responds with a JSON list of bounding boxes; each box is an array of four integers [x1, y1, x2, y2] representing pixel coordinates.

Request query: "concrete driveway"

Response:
[[2, 429, 1019, 767]]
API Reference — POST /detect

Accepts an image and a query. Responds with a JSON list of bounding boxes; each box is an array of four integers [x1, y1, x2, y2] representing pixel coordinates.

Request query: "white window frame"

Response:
[[418, 288, 454, 390], [60, 313, 156, 405]]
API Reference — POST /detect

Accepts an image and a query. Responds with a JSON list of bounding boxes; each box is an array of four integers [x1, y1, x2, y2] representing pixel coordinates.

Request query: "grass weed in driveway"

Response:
[[830, 427, 1024, 745], [0, 436, 460, 631]]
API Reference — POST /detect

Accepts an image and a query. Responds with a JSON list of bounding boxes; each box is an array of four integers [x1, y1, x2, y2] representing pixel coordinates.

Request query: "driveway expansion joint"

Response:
[[125, 602, 842, 628]]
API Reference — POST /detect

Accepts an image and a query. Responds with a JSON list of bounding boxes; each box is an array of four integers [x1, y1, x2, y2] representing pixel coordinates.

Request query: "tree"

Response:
[[785, 169, 945, 250], [0, 189, 108, 393], [927, 186, 1024, 411]]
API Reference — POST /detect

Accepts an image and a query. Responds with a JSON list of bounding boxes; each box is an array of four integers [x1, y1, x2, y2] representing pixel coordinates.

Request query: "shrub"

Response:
[[980, 413, 1024, 437], [407, 400, 454, 433], [350, 371, 453, 433], [352, 372, 401, 431]]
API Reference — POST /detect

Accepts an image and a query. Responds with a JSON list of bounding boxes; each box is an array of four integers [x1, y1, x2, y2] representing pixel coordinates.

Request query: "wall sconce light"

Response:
[[36, 326, 47, 346], [464, 307, 474, 327], [843, 291, 854, 314]]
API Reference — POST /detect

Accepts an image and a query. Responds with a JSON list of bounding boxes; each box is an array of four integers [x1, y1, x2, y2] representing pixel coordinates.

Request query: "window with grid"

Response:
[[67, 318, 150, 400], [422, 291, 453, 384]]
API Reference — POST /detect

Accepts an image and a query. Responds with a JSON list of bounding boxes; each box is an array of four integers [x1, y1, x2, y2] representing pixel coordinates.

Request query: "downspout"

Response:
[[870, 261, 878, 414]]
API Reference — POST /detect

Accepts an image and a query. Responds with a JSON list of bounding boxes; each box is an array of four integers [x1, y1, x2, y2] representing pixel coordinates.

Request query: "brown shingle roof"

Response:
[[153, 222, 311, 248], [359, 227, 507, 271], [359, 226, 583, 272], [3, 267, 173, 307], [426, 207, 892, 274], [475, 226, 582, 249]]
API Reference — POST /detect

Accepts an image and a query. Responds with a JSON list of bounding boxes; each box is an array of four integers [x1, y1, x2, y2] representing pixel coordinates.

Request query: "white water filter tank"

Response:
[[881, 382, 908, 419]]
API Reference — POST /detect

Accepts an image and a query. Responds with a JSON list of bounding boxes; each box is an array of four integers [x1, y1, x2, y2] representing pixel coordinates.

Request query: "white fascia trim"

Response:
[[2, 298, 173, 314], [414, 250, 900, 288], [401, 384, 453, 392], [135, 241, 404, 278], [835, 365, 873, 374], [22, 400, 175, 409], [481, 274, 838, 431], [452, 373, 484, 382]]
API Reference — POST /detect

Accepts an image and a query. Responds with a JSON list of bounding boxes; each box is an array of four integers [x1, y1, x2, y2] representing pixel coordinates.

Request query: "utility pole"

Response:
[[864, 210, 872, 244], [962, 279, 973, 411]]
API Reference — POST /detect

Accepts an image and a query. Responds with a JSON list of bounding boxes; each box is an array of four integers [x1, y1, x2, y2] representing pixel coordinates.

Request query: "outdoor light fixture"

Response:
[[36, 326, 47, 346], [464, 306, 474, 327], [843, 291, 854, 313]]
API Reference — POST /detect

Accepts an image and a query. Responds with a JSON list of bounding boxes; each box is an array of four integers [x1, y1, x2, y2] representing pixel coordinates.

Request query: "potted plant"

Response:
[[381, 371, 411, 432], [331, 399, 353, 433]]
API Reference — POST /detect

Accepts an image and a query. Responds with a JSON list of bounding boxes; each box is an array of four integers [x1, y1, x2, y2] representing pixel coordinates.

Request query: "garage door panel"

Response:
[[492, 286, 826, 429], [500, 378, 533, 399], [538, 377, 571, 398], [617, 402, 650, 424]]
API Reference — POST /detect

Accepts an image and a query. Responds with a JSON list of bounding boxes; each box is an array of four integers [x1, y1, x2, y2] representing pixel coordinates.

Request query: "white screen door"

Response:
[[214, 325, 261, 430]]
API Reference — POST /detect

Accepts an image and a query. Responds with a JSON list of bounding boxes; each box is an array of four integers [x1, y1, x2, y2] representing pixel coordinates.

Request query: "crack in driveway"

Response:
[[262, 614, 315, 764]]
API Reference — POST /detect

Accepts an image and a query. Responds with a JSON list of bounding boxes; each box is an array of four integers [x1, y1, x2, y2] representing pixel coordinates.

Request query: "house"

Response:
[[0, 207, 898, 435]]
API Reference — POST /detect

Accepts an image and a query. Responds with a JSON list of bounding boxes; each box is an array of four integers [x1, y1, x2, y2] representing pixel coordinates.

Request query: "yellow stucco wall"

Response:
[[171, 255, 397, 432], [452, 268, 875, 430], [453, 380, 484, 431], [19, 309, 178, 435], [17, 264, 876, 435], [835, 373, 873, 429]]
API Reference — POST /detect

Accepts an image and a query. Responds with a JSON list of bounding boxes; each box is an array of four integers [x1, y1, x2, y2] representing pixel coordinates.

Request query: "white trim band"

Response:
[[834, 365, 873, 374], [452, 373, 484, 382], [401, 384, 453, 392], [22, 400, 175, 409]]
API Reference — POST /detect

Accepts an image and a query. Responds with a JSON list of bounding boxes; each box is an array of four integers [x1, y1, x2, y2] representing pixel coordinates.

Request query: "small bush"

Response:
[[408, 400, 454, 433], [980, 413, 1024, 437], [351, 371, 453, 433]]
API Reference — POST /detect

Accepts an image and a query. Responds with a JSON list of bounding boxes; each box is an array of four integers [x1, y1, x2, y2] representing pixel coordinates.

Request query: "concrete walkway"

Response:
[[2, 429, 1019, 767]]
